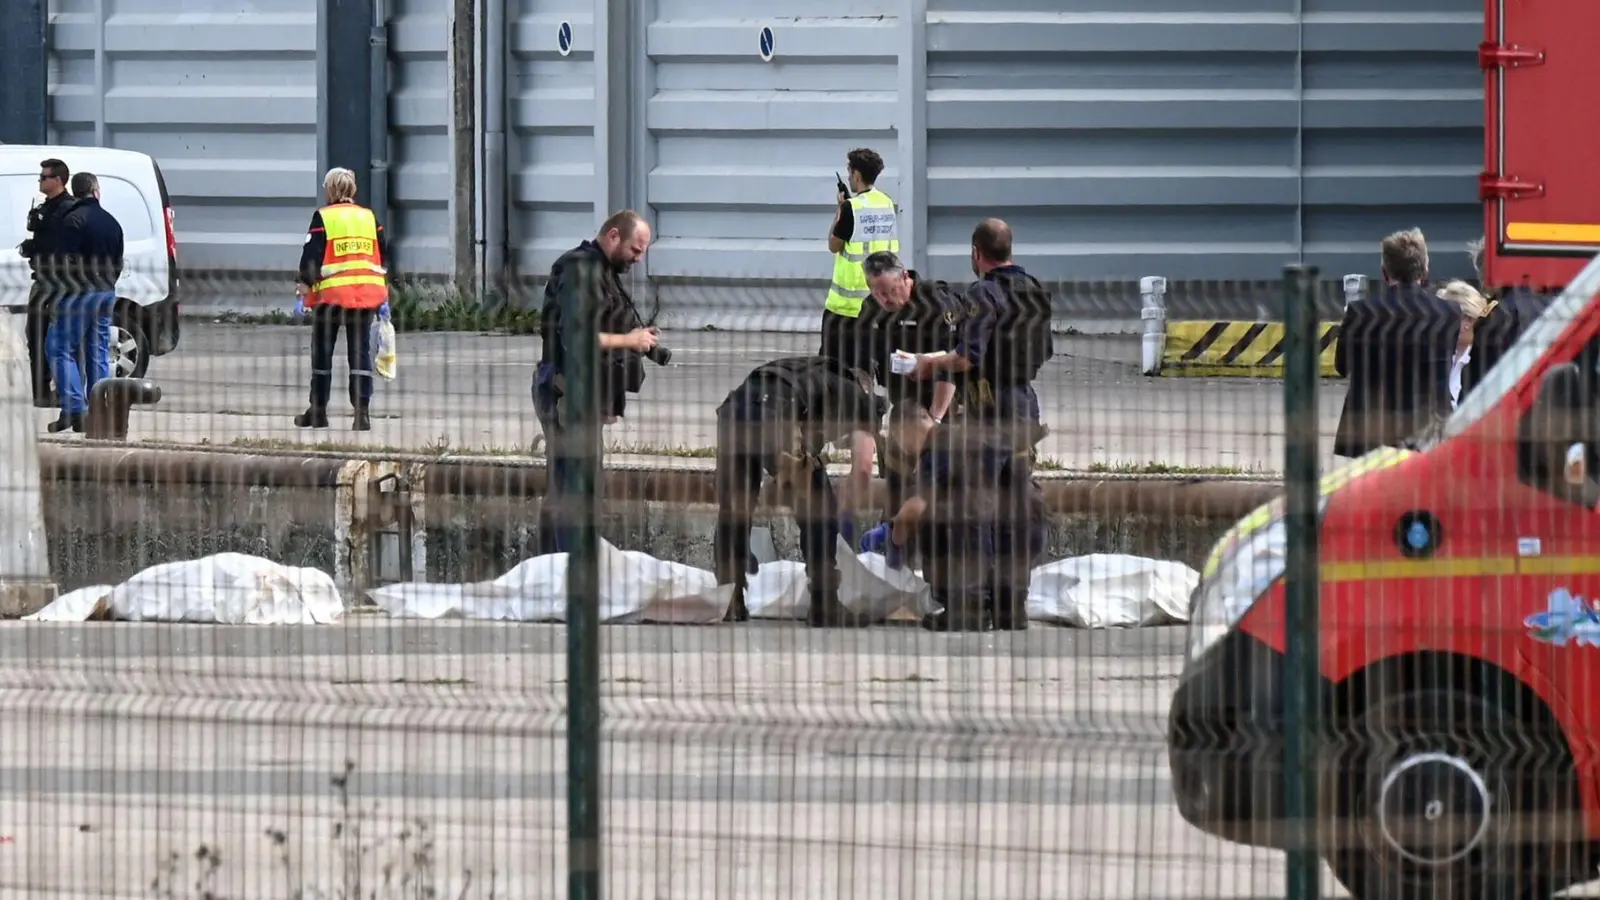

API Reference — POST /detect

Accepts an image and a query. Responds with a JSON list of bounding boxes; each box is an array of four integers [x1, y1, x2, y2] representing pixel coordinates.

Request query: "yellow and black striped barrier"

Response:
[[1159, 320, 1342, 377]]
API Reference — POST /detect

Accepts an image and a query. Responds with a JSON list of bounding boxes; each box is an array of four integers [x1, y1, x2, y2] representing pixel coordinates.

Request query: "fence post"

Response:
[[1341, 273, 1366, 310], [564, 266, 604, 899], [1139, 275, 1168, 375], [1281, 264, 1322, 900]]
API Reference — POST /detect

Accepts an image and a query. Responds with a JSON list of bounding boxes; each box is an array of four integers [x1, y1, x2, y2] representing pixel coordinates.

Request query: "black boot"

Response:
[[991, 588, 1030, 631], [46, 413, 84, 434], [352, 407, 372, 431], [294, 407, 329, 428], [920, 598, 992, 633]]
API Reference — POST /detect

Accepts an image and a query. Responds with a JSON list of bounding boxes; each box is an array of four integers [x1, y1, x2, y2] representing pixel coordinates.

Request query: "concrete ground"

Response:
[[22, 320, 1351, 473], [0, 621, 1312, 899]]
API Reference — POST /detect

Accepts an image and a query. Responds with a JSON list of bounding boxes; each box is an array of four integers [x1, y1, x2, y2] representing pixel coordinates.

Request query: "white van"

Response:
[[0, 145, 179, 379]]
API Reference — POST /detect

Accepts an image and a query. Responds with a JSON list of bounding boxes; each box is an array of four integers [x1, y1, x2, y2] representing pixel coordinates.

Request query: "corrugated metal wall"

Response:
[[48, 0, 320, 271], [509, 0, 598, 274], [37, 0, 1484, 305], [923, 0, 1482, 284], [648, 0, 901, 315], [388, 0, 452, 275]]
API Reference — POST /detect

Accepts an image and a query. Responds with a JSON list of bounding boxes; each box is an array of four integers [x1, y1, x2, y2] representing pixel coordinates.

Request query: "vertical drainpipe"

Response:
[[369, 0, 391, 250], [450, 0, 477, 295], [897, 0, 928, 274], [628, 0, 655, 307], [481, 0, 507, 304], [591, 0, 612, 229]]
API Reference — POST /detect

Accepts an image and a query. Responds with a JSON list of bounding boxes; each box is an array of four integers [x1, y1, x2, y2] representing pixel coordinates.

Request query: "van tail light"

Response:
[[163, 207, 178, 262]]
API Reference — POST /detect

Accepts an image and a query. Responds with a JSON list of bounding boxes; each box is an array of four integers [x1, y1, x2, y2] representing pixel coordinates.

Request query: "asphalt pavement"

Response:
[[0, 620, 1302, 899], [20, 320, 1351, 473]]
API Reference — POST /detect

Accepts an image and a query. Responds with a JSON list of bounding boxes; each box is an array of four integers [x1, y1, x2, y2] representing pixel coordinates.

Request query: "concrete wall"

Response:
[[36, 446, 1273, 599], [30, 0, 1484, 313]]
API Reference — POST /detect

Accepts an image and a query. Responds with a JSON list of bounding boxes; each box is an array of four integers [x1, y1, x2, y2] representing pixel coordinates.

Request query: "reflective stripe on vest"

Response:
[[825, 189, 899, 318], [312, 203, 388, 309]]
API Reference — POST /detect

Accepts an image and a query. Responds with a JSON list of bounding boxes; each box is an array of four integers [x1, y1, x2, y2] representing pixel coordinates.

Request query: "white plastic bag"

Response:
[[836, 537, 934, 619], [103, 553, 345, 624], [741, 539, 933, 621], [1026, 554, 1196, 628], [368, 540, 728, 624], [373, 319, 397, 381]]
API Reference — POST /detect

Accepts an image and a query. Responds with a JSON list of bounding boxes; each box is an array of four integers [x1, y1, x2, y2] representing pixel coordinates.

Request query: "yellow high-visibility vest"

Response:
[[824, 188, 899, 318], [311, 203, 388, 309]]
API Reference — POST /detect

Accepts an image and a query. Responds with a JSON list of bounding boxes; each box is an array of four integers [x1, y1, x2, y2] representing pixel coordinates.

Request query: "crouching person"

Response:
[[879, 404, 1009, 632], [713, 356, 885, 627]]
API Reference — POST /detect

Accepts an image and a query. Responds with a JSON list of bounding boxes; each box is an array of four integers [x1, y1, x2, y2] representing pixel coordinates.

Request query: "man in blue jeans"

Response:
[[45, 172, 123, 433]]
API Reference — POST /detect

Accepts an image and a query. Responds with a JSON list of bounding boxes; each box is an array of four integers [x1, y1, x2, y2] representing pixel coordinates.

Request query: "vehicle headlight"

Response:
[[1187, 519, 1288, 660]]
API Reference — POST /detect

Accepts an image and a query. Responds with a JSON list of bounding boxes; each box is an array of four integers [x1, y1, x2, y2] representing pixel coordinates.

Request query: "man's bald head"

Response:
[[971, 218, 1013, 276]]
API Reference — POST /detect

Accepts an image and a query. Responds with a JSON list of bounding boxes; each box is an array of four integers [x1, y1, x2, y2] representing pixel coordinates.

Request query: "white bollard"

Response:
[[1139, 275, 1168, 375], [1342, 274, 1367, 310], [0, 312, 56, 617]]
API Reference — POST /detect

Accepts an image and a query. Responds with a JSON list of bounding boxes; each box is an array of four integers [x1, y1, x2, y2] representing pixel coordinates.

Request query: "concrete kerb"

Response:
[[31, 441, 1282, 610], [1140, 272, 1367, 377]]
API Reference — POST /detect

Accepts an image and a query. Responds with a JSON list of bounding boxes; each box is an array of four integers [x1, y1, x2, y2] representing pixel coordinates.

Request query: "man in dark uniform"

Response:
[[1332, 228, 1458, 458], [905, 218, 1053, 629], [536, 209, 660, 554], [880, 402, 1047, 632], [857, 249, 963, 518], [16, 158, 75, 407], [714, 356, 885, 627]]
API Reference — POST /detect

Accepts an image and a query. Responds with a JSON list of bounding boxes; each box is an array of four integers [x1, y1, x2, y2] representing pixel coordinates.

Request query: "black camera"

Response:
[[644, 345, 672, 366]]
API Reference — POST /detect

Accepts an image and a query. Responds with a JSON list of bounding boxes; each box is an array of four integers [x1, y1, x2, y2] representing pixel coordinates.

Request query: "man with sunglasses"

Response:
[[16, 159, 75, 408]]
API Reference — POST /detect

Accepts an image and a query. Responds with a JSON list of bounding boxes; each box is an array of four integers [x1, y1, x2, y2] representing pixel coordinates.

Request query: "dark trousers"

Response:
[[818, 309, 859, 362], [919, 518, 994, 625], [991, 446, 1046, 618], [308, 305, 376, 410], [26, 281, 55, 402], [713, 398, 842, 622], [534, 377, 580, 556]]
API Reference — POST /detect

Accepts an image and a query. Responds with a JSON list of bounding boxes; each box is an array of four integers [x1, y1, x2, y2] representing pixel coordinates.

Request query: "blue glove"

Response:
[[292, 297, 306, 320], [885, 542, 903, 570], [859, 522, 891, 554], [378, 300, 391, 321], [836, 516, 856, 546]]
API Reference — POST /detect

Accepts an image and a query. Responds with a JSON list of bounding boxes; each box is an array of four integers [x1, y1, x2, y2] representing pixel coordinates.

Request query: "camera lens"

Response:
[[646, 345, 672, 366]]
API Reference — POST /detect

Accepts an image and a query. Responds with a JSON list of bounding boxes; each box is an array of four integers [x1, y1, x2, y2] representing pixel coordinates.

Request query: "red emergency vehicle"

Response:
[[1169, 253, 1600, 897], [1480, 0, 1600, 290]]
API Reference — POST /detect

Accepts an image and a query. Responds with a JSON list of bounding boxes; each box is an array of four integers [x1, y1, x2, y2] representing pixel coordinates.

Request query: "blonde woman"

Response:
[[1436, 280, 1490, 409]]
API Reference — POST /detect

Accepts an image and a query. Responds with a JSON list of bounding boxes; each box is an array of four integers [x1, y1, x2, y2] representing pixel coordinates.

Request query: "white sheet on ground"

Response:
[[369, 539, 728, 624], [1027, 554, 1196, 628], [369, 542, 1194, 628], [26, 554, 345, 624]]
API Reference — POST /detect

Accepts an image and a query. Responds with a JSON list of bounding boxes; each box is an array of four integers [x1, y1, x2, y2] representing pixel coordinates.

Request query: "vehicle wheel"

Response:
[[111, 307, 150, 379], [1322, 687, 1582, 900]]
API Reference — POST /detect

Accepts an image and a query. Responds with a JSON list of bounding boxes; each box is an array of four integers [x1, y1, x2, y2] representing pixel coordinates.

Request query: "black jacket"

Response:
[[856, 272, 962, 407], [1332, 283, 1459, 457], [18, 192, 77, 281], [539, 241, 644, 416], [53, 197, 125, 294]]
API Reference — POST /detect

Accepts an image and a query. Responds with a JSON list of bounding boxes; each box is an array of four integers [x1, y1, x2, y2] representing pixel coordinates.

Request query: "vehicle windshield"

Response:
[[1440, 256, 1600, 439]]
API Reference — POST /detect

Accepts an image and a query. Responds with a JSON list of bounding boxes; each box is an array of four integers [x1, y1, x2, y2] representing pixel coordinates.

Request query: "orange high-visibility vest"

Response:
[[310, 203, 387, 309]]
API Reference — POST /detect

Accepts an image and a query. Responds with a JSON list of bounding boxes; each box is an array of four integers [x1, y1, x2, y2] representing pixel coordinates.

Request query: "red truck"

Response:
[[1167, 5, 1600, 897], [1481, 0, 1600, 290]]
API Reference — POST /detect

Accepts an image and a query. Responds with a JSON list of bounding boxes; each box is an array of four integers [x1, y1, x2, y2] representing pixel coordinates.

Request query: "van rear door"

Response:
[[1483, 0, 1600, 289]]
